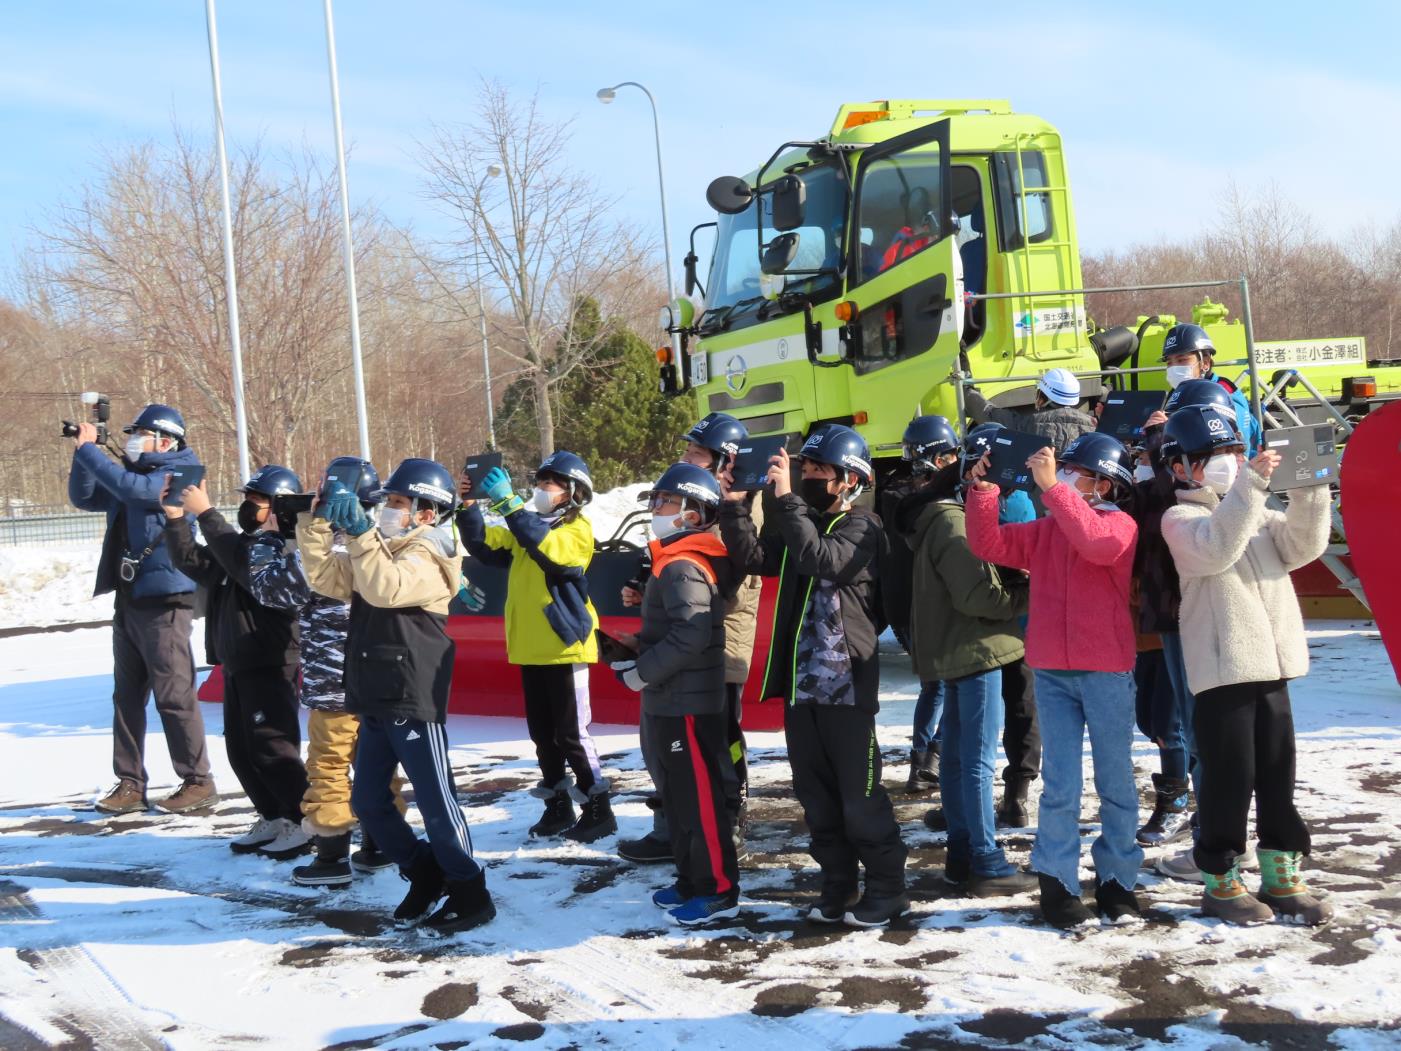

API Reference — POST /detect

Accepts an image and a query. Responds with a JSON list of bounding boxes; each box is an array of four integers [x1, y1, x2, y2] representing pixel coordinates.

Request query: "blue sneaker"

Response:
[[667, 893, 740, 926], [652, 884, 689, 909]]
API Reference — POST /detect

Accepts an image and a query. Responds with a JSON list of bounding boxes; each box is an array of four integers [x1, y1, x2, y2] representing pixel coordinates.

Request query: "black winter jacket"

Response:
[[720, 493, 886, 713], [165, 510, 308, 672], [635, 532, 734, 718]]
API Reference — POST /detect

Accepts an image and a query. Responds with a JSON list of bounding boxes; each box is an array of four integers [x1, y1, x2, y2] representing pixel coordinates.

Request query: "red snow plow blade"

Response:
[[199, 513, 786, 731], [1340, 401, 1401, 685]]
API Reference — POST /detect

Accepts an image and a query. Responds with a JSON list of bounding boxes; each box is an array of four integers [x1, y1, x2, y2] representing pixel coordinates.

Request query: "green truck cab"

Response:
[[664, 98, 1398, 451]]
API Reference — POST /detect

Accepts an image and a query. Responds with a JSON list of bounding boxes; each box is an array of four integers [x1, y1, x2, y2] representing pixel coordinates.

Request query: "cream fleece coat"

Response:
[[1160, 468, 1331, 695]]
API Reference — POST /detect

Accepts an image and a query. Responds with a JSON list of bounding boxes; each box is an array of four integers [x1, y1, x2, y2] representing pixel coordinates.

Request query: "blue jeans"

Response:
[[1134, 650, 1188, 782], [940, 669, 1014, 878], [352, 715, 481, 882], [1030, 670, 1143, 894], [912, 680, 945, 753], [1160, 632, 1199, 796]]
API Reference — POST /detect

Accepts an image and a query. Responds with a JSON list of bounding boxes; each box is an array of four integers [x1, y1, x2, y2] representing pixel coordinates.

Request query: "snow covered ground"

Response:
[[0, 620, 1398, 1049]]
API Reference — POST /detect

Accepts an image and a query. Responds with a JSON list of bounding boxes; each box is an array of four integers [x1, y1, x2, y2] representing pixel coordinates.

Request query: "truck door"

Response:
[[828, 120, 963, 437]]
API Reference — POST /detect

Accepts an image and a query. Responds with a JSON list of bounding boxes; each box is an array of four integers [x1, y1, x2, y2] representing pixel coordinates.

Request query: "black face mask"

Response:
[[923, 460, 962, 497], [237, 500, 266, 534], [799, 477, 839, 512]]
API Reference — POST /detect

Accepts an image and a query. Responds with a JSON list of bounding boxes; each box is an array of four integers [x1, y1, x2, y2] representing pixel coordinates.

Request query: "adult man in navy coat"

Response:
[[69, 403, 217, 814]]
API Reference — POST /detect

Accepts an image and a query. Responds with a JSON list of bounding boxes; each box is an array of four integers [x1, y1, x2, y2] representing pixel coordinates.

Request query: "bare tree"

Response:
[[418, 80, 658, 458]]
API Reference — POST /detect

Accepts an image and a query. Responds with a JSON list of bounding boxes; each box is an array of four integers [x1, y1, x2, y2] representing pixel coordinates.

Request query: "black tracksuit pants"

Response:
[[520, 663, 603, 793], [643, 710, 738, 899], [1192, 678, 1311, 875], [222, 663, 307, 822], [785, 704, 907, 897], [720, 682, 748, 818], [1000, 657, 1041, 788]]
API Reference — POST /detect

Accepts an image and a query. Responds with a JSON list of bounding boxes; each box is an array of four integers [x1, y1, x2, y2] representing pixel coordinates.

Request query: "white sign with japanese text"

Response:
[[1253, 338, 1366, 370]]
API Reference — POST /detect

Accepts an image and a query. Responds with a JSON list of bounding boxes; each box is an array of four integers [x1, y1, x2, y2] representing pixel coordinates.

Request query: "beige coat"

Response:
[[297, 515, 458, 616], [1160, 469, 1330, 695], [722, 497, 763, 686]]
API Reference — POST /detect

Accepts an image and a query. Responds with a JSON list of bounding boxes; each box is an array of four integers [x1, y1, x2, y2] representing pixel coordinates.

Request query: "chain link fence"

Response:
[[2, 502, 242, 548]]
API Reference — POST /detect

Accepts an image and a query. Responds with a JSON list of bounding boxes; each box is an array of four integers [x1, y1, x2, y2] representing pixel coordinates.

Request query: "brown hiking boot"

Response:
[[156, 779, 219, 814], [94, 779, 147, 814]]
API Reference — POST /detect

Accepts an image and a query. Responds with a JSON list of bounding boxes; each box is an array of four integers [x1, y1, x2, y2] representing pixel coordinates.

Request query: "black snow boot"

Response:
[[563, 789, 617, 844], [1136, 774, 1192, 846], [904, 748, 940, 793], [1038, 873, 1094, 930], [996, 780, 1031, 829], [1094, 877, 1144, 924], [351, 829, 395, 873], [393, 852, 445, 927], [527, 779, 575, 838], [842, 889, 911, 929], [424, 871, 496, 935], [292, 831, 353, 887], [619, 796, 672, 863]]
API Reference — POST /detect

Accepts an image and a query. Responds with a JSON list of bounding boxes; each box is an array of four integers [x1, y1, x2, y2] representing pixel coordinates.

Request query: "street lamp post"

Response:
[[479, 163, 502, 449], [202, 0, 252, 484], [596, 82, 682, 362]]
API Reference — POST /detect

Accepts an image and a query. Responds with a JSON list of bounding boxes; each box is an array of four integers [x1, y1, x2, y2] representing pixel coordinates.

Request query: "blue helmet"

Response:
[[1160, 323, 1215, 363], [240, 464, 303, 498], [1164, 378, 1236, 421], [124, 403, 186, 443], [644, 462, 722, 525], [961, 421, 1005, 468], [374, 458, 456, 514], [324, 456, 381, 508], [902, 415, 960, 472], [1160, 405, 1243, 463], [1059, 432, 1135, 494], [537, 451, 593, 506], [799, 424, 872, 486], [681, 412, 748, 462]]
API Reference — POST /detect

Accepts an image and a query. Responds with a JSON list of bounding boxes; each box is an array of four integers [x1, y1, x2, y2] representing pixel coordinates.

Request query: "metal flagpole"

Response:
[[203, 0, 251, 483], [321, 0, 372, 460]]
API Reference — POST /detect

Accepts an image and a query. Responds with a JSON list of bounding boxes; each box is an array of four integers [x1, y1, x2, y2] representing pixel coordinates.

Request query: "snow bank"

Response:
[[0, 545, 109, 629], [583, 482, 650, 544]]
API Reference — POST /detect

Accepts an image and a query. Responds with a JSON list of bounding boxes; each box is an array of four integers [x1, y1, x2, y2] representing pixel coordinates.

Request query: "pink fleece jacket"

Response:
[[965, 483, 1138, 673]]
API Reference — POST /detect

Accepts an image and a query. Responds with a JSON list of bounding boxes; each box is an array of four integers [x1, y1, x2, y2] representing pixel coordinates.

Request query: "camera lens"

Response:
[[61, 420, 79, 438]]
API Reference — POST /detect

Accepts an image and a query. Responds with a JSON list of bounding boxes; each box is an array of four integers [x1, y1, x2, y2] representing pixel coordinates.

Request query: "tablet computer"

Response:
[[164, 464, 206, 506], [596, 629, 638, 665], [985, 431, 1053, 492], [729, 435, 787, 492], [1096, 390, 1165, 443], [462, 451, 503, 494], [315, 459, 374, 517], [1264, 424, 1339, 492]]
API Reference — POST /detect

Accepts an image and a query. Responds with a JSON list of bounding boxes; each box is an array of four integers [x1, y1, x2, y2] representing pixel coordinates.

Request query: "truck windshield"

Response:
[[703, 163, 845, 329]]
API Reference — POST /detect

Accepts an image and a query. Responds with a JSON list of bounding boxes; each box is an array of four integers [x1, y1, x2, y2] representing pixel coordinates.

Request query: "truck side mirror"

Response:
[[761, 233, 800, 275], [683, 250, 698, 296], [771, 175, 806, 232], [706, 176, 753, 215]]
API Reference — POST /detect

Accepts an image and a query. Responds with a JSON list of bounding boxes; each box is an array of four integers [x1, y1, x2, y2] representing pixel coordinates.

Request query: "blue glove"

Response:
[[479, 466, 514, 504], [457, 576, 487, 612], [323, 487, 371, 537]]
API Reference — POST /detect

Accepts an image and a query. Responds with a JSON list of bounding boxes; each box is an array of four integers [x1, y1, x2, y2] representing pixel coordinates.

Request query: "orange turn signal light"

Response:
[[853, 411, 869, 425], [1354, 379, 1377, 397], [834, 300, 859, 323], [656, 346, 673, 365], [842, 110, 887, 130]]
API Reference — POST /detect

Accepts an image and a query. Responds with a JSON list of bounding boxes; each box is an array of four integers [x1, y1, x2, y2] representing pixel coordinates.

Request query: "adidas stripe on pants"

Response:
[[351, 714, 480, 881]]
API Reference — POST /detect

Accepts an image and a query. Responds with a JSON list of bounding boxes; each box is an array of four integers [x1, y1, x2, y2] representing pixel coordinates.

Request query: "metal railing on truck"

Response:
[[2, 503, 242, 548], [954, 275, 1368, 612]]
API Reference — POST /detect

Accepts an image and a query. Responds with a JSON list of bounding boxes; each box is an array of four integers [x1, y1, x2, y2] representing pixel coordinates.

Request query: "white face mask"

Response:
[[1166, 364, 1198, 389], [376, 506, 408, 538], [1201, 454, 1239, 495], [124, 435, 148, 461], [531, 487, 559, 515], [1055, 468, 1083, 490], [650, 513, 686, 540], [1133, 464, 1155, 483]]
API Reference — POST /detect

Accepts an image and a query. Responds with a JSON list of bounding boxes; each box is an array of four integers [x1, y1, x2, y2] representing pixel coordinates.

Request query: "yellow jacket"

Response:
[[466, 508, 599, 666]]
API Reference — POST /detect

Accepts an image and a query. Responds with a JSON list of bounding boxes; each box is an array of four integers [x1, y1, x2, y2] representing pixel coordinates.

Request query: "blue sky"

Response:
[[2, 0, 1399, 294]]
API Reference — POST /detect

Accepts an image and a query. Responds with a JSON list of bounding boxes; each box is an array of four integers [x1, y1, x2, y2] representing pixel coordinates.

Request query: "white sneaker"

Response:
[[258, 819, 312, 860], [1156, 842, 1257, 883], [229, 817, 280, 854]]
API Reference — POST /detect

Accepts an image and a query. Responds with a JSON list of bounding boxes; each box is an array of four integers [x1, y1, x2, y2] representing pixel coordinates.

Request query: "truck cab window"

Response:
[[853, 151, 943, 284]]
